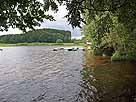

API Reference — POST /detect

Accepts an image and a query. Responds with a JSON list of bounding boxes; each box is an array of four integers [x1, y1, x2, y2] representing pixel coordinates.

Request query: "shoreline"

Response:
[[0, 43, 84, 47]]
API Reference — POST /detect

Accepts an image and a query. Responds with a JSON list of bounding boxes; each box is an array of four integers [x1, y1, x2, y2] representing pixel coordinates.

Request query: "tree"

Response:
[[81, 0, 136, 60], [1, 0, 136, 32], [0, 28, 71, 43], [0, 0, 54, 32], [56, 39, 63, 44]]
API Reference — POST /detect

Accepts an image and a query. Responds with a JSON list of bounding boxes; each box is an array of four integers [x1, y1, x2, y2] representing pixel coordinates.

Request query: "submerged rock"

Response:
[[67, 47, 79, 51], [53, 48, 58, 51], [0, 49, 3, 51], [53, 47, 64, 51]]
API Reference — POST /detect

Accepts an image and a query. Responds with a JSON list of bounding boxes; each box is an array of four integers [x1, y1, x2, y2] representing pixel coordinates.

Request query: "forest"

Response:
[[0, 28, 71, 43]]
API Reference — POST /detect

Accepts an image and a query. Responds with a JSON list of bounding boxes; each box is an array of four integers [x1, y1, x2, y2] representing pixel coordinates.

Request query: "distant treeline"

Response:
[[0, 28, 71, 43]]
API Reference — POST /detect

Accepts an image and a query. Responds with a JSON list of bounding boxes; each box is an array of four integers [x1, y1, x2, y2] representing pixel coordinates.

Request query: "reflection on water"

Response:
[[79, 52, 136, 102]]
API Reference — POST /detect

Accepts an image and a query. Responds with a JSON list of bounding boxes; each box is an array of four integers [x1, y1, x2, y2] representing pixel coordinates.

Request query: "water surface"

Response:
[[0, 46, 84, 102], [80, 53, 136, 102], [0, 47, 136, 102]]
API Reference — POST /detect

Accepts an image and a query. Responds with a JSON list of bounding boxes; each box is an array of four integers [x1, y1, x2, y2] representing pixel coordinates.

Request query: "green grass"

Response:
[[0, 43, 84, 47], [111, 51, 136, 61], [0, 43, 17, 47]]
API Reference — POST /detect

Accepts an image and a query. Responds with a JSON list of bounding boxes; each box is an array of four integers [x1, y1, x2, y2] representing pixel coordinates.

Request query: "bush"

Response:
[[92, 48, 103, 56], [56, 39, 63, 44], [111, 51, 136, 61]]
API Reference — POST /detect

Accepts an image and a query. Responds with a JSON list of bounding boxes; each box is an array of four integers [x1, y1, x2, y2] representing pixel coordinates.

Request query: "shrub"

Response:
[[56, 39, 63, 44], [111, 51, 136, 61], [93, 49, 103, 56]]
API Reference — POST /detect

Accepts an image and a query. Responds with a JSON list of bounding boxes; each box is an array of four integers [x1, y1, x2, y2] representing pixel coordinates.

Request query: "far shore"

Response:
[[0, 43, 84, 47]]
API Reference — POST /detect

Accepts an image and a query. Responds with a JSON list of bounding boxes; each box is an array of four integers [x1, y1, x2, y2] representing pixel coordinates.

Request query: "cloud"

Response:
[[0, 5, 81, 38], [0, 28, 22, 35]]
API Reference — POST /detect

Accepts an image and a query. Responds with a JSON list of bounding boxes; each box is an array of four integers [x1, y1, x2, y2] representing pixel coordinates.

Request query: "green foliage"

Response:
[[0, 0, 85, 31], [111, 51, 124, 61], [83, 7, 136, 60], [92, 48, 103, 56], [56, 39, 63, 43], [0, 28, 71, 43], [111, 51, 136, 61], [83, 14, 110, 54], [71, 39, 83, 45], [0, 43, 84, 47], [73, 41, 80, 45], [0, 0, 54, 32], [0, 0, 136, 31]]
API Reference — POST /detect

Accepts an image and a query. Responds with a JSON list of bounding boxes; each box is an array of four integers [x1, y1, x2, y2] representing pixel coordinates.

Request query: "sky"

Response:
[[0, 5, 82, 39]]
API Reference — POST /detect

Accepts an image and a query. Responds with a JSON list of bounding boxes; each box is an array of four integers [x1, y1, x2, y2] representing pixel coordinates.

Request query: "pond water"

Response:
[[0, 46, 136, 102]]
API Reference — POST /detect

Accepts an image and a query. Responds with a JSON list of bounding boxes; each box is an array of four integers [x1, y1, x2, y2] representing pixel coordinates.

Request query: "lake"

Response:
[[0, 46, 136, 102]]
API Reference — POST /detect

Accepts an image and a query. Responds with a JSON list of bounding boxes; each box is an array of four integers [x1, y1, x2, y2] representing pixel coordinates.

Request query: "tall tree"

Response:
[[1, 0, 136, 32]]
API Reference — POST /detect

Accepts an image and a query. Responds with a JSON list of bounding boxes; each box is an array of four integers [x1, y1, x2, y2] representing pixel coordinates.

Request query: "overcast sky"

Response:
[[0, 5, 82, 39]]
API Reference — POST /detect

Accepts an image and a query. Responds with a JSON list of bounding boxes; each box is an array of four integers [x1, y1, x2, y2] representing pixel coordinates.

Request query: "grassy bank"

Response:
[[111, 51, 136, 61], [0, 43, 84, 47], [0, 43, 17, 47]]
